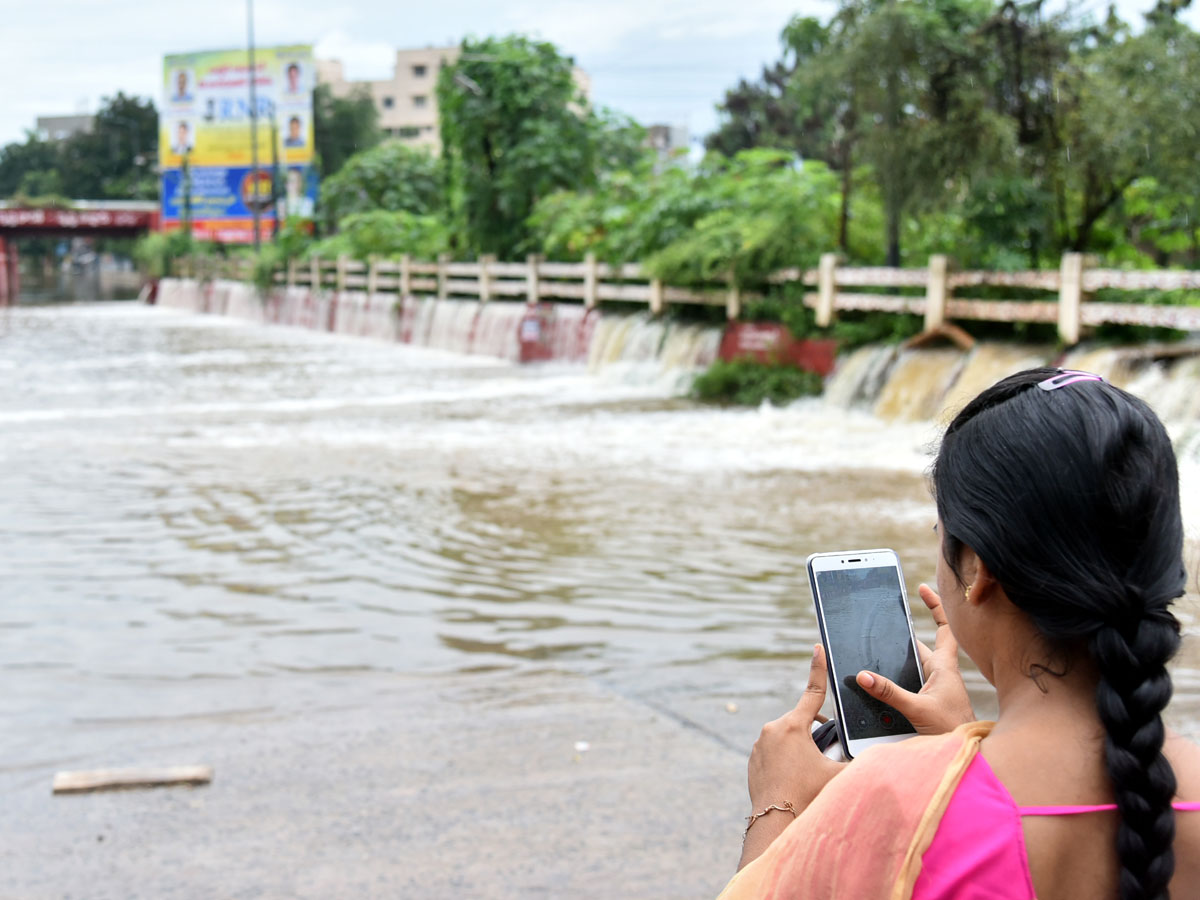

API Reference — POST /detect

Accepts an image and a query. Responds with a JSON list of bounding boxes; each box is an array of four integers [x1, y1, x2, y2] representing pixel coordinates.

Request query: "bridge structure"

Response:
[[0, 201, 159, 304]]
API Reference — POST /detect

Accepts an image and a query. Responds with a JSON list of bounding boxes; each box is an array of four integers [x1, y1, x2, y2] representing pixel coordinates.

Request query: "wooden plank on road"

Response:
[[53, 765, 213, 794]]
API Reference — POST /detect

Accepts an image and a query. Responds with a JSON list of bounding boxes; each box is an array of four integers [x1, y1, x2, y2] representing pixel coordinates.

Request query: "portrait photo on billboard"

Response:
[[171, 68, 194, 104], [284, 114, 307, 148], [283, 60, 306, 96], [171, 121, 193, 157]]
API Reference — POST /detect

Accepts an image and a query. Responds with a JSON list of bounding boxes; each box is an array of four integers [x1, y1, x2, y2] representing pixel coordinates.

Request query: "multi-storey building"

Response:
[[36, 114, 95, 142], [316, 46, 591, 153]]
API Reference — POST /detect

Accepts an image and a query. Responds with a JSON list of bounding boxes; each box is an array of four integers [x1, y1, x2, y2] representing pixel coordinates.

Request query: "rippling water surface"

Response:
[[3, 302, 1199, 756]]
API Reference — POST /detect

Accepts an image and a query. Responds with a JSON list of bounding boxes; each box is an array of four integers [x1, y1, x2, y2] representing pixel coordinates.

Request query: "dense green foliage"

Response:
[[708, 1, 1200, 269], [0, 93, 157, 200], [318, 141, 442, 231], [309, 210, 450, 261], [437, 35, 645, 257], [312, 84, 382, 179], [132, 230, 199, 279], [248, 219, 315, 291], [691, 358, 824, 406], [529, 150, 848, 286]]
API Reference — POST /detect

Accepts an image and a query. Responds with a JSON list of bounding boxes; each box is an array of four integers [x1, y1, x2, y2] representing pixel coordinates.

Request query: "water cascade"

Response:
[[153, 279, 1200, 439], [157, 279, 719, 380], [824, 338, 1200, 441], [872, 349, 967, 422]]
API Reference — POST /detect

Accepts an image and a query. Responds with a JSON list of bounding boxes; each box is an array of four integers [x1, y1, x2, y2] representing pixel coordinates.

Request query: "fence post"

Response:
[[924, 254, 949, 331], [526, 254, 541, 306], [437, 253, 449, 300], [583, 252, 599, 309], [649, 277, 664, 316], [817, 253, 838, 327], [310, 255, 321, 292], [400, 255, 412, 296], [479, 254, 495, 303], [1058, 252, 1085, 345], [726, 274, 741, 321], [287, 257, 297, 287], [336, 254, 348, 294], [367, 255, 379, 295]]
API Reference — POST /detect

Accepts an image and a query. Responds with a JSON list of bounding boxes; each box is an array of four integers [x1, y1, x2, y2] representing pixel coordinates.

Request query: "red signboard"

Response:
[[719, 322, 839, 375], [0, 207, 158, 233]]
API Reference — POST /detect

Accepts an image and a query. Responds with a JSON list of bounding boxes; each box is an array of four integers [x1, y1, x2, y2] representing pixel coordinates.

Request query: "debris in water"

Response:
[[725, 702, 739, 714]]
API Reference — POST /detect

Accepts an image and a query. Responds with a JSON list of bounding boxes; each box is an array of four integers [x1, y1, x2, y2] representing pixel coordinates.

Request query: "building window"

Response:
[[413, 95, 428, 109], [381, 96, 394, 109], [412, 65, 427, 77], [398, 126, 420, 139]]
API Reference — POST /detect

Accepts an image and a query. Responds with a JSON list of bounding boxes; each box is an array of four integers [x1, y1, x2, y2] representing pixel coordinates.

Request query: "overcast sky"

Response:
[[1, 0, 1195, 149]]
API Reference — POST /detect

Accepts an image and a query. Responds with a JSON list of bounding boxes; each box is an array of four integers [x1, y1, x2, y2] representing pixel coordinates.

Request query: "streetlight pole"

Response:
[[247, 0, 261, 251]]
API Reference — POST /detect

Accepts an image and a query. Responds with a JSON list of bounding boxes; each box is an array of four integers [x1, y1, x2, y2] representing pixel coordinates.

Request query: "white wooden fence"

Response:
[[181, 251, 1200, 344]]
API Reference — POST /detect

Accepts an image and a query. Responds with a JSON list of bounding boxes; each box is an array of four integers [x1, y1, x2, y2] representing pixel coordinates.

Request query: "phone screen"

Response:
[[814, 565, 922, 741]]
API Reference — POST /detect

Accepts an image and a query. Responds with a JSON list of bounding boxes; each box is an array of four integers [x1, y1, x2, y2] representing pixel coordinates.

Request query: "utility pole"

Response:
[[182, 152, 193, 240], [247, 0, 261, 251]]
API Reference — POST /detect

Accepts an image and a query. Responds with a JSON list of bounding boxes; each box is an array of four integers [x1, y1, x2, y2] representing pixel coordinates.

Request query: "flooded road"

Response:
[[2, 302, 1200, 896], [3, 303, 1200, 738]]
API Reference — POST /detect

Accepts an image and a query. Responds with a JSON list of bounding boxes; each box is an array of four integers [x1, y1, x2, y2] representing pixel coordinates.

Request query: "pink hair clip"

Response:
[[1036, 369, 1106, 391]]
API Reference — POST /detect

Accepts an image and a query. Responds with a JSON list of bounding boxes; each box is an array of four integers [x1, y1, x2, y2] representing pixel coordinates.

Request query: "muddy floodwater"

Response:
[[4, 302, 1200, 732], [2, 302, 1200, 895]]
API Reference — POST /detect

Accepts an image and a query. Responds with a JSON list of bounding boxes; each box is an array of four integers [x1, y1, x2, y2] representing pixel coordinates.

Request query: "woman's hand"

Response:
[[855, 584, 975, 735], [740, 645, 846, 869]]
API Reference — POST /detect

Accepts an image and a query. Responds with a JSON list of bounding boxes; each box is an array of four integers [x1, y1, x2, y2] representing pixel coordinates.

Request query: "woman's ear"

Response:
[[962, 551, 997, 605]]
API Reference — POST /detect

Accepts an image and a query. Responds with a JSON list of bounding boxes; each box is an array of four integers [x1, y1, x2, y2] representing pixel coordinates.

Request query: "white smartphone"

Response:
[[806, 548, 924, 759]]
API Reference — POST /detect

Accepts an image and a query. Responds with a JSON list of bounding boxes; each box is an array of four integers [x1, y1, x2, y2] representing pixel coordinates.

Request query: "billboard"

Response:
[[160, 45, 318, 243]]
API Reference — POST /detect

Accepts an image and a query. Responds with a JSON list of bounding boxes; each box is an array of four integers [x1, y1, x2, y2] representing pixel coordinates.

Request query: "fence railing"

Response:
[[174, 251, 1200, 344]]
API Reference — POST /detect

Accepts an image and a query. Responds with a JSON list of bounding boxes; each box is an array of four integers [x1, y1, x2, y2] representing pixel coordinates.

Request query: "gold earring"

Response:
[[964, 582, 975, 603]]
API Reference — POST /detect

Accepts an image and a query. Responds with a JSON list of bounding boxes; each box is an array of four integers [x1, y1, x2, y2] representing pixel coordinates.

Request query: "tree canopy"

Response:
[[318, 140, 442, 232], [437, 35, 645, 258], [0, 92, 157, 201], [312, 84, 382, 179], [709, 0, 1200, 268]]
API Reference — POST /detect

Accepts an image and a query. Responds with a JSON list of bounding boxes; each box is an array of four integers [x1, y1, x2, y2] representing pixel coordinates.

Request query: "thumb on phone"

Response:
[[855, 670, 911, 711], [855, 666, 975, 736]]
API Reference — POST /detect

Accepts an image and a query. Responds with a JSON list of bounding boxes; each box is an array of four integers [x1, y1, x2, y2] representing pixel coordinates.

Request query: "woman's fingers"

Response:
[[918, 583, 948, 626], [793, 644, 828, 723], [915, 638, 934, 666], [855, 670, 915, 713]]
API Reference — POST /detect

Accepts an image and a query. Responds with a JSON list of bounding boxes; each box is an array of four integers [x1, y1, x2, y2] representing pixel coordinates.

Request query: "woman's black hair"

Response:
[[933, 367, 1186, 900]]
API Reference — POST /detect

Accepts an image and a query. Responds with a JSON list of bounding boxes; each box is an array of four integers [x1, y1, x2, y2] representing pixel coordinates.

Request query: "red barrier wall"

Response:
[[718, 323, 838, 375]]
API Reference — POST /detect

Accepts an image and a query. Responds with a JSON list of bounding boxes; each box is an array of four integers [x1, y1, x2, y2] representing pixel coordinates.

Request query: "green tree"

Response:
[[643, 151, 842, 287], [529, 149, 856, 285], [312, 83, 382, 178], [1049, 20, 1200, 252], [309, 209, 450, 261], [57, 92, 158, 199], [437, 35, 600, 258], [0, 133, 61, 198], [318, 141, 442, 231], [709, 16, 860, 252]]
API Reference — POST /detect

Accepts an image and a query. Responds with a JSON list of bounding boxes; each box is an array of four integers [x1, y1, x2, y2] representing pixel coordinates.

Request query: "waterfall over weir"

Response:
[[157, 279, 722, 383], [826, 339, 1200, 448], [156, 278, 1200, 444]]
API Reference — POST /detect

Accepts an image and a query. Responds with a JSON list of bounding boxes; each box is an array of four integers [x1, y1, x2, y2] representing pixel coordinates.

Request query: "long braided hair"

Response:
[[932, 367, 1186, 900]]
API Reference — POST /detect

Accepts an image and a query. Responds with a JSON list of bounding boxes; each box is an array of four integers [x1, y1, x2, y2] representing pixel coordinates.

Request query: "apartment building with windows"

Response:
[[316, 46, 591, 153]]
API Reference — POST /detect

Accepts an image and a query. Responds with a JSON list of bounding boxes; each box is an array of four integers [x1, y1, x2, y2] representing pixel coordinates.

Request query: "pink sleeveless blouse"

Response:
[[913, 753, 1200, 899]]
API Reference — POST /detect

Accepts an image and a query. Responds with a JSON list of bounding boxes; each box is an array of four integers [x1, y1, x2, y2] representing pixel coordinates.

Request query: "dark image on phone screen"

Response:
[[814, 565, 922, 741]]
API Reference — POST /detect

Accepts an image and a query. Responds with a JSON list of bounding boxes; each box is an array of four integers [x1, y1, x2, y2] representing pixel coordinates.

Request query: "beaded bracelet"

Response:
[[743, 800, 799, 840]]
